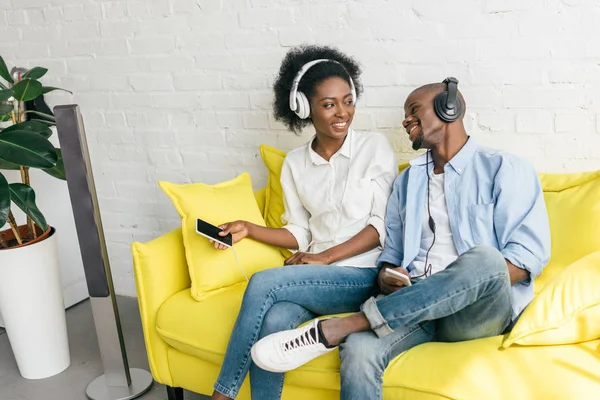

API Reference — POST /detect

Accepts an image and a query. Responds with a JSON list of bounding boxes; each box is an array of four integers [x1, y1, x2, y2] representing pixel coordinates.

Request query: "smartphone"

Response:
[[385, 268, 412, 286], [196, 218, 233, 247]]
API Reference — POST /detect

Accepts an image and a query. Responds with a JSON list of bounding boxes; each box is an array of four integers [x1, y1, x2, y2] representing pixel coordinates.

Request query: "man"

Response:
[[250, 78, 552, 400]]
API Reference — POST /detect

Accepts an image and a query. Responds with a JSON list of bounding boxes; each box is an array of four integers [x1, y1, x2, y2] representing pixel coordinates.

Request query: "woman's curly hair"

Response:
[[273, 45, 363, 134]]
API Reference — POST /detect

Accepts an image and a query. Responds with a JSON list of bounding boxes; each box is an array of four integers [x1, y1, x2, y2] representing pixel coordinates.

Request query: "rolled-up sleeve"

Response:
[[280, 159, 311, 251], [368, 145, 398, 247], [376, 178, 405, 268], [493, 159, 551, 283]]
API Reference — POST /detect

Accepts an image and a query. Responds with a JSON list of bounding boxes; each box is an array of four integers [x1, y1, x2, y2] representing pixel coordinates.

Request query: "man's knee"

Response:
[[457, 245, 507, 275]]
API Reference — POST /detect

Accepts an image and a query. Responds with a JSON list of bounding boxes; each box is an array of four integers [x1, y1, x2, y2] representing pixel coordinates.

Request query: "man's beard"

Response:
[[412, 129, 424, 150]]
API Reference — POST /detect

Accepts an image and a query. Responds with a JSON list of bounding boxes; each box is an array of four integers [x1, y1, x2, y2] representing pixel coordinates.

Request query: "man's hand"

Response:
[[378, 264, 410, 294], [211, 220, 250, 250], [284, 252, 332, 265], [506, 259, 530, 285]]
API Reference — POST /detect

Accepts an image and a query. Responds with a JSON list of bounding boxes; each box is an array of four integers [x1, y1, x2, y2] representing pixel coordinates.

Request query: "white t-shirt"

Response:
[[411, 171, 459, 277], [280, 129, 398, 268]]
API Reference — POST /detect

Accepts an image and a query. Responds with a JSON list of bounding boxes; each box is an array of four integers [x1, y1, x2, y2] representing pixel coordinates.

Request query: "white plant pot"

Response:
[[0, 227, 71, 379]]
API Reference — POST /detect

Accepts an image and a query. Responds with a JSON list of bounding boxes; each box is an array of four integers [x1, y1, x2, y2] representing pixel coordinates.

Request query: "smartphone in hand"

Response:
[[196, 218, 233, 247], [385, 268, 412, 286]]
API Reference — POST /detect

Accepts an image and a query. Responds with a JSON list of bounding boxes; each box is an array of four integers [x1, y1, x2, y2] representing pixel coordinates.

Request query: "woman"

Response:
[[210, 45, 397, 400]]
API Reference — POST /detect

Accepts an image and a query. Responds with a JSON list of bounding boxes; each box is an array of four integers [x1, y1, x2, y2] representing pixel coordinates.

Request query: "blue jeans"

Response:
[[213, 264, 379, 399], [339, 245, 514, 400]]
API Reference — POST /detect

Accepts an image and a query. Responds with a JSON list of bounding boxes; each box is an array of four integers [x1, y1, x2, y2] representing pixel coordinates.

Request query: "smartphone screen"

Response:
[[196, 218, 233, 247]]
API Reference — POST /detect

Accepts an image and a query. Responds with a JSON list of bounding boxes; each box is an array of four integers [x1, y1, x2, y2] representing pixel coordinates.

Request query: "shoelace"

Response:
[[281, 322, 318, 353]]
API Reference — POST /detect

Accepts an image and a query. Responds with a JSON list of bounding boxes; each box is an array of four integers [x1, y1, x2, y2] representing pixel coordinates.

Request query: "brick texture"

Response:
[[3, 0, 599, 295]]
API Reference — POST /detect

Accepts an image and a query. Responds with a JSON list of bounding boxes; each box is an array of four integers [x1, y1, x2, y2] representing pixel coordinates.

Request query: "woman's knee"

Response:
[[246, 268, 283, 295]]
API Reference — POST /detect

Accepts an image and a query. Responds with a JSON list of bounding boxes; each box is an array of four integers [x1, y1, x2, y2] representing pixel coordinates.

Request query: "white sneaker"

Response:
[[251, 318, 336, 373]]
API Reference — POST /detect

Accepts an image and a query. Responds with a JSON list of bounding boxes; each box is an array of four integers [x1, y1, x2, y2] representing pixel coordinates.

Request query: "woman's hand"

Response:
[[378, 264, 410, 294], [211, 220, 250, 250], [284, 251, 332, 265]]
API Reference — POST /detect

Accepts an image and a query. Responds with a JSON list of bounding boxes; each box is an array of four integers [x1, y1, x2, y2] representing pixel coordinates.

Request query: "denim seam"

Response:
[[213, 382, 237, 398], [387, 272, 509, 327]]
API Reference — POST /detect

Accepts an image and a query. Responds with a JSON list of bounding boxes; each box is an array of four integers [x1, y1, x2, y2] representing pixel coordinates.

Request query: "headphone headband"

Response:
[[289, 59, 357, 113], [443, 77, 459, 110]]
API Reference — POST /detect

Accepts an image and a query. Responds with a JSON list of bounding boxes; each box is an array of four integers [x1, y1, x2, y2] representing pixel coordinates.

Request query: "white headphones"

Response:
[[288, 59, 357, 120]]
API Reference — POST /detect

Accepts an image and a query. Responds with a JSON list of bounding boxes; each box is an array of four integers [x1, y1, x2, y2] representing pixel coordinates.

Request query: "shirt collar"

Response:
[[409, 137, 478, 175], [306, 128, 353, 165]]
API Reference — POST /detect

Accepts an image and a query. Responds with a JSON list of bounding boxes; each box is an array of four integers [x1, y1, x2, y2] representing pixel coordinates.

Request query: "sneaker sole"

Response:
[[250, 344, 292, 373]]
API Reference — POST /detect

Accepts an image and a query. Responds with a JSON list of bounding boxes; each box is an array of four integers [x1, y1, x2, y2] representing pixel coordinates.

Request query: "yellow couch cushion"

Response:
[[502, 250, 600, 348], [534, 170, 600, 293], [158, 173, 284, 301]]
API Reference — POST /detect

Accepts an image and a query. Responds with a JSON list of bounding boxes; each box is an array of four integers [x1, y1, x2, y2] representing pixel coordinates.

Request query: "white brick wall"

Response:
[[3, 0, 600, 296]]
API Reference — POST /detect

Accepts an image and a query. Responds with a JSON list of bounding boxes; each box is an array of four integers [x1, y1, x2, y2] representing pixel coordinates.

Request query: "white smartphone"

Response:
[[385, 268, 412, 286], [196, 218, 233, 248]]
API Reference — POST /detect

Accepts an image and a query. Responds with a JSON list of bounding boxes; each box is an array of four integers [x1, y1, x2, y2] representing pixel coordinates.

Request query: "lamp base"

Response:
[[86, 368, 153, 400]]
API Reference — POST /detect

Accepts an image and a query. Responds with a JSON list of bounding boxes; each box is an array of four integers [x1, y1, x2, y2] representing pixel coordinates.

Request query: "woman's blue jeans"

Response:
[[213, 264, 379, 399]]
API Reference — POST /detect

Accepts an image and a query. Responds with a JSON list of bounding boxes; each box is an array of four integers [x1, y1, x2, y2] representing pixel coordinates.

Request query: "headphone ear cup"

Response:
[[294, 91, 310, 119], [434, 92, 462, 123]]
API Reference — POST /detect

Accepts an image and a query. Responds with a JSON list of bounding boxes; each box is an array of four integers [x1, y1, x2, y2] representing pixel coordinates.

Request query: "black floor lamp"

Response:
[[54, 105, 154, 400]]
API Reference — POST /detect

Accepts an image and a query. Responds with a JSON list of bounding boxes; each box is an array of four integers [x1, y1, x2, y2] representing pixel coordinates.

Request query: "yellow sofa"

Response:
[[132, 168, 600, 400]]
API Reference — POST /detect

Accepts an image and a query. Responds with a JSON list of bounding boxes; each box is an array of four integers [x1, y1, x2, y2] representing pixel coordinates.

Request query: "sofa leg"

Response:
[[166, 386, 184, 400]]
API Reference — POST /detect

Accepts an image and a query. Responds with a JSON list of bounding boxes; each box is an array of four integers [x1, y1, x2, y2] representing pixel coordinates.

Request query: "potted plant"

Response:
[[0, 55, 73, 379]]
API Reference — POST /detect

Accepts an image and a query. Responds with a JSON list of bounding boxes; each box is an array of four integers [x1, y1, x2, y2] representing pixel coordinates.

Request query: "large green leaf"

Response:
[[0, 172, 9, 229], [0, 131, 57, 168], [0, 89, 12, 102], [41, 86, 72, 95], [0, 104, 13, 116], [43, 148, 66, 180], [23, 67, 48, 80], [12, 79, 43, 102], [1, 120, 52, 138], [0, 158, 20, 170], [9, 183, 47, 231], [0, 55, 13, 84]]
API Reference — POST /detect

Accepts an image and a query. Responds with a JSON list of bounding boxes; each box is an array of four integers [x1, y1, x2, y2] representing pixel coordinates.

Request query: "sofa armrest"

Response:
[[131, 228, 191, 385]]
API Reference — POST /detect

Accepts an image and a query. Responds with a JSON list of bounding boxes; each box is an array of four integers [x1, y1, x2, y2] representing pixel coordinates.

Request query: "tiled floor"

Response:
[[0, 297, 210, 400]]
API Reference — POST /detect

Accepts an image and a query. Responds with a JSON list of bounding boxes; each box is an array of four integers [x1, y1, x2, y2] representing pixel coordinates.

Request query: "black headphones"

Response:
[[434, 77, 462, 123]]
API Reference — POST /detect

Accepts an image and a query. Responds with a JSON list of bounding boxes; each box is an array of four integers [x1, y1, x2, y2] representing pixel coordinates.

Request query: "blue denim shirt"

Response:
[[378, 138, 551, 319]]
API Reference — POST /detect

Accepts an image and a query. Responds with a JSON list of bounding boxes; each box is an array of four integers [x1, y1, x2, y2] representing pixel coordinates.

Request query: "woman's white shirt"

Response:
[[280, 129, 398, 268]]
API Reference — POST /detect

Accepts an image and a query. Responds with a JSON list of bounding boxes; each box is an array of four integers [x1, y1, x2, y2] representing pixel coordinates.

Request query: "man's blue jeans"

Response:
[[339, 245, 513, 400], [213, 264, 379, 399]]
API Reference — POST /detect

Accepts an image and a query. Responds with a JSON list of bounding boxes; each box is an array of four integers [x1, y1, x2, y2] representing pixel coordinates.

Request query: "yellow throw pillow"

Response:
[[259, 144, 287, 230], [534, 170, 600, 293], [159, 173, 285, 301], [501, 250, 600, 348]]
